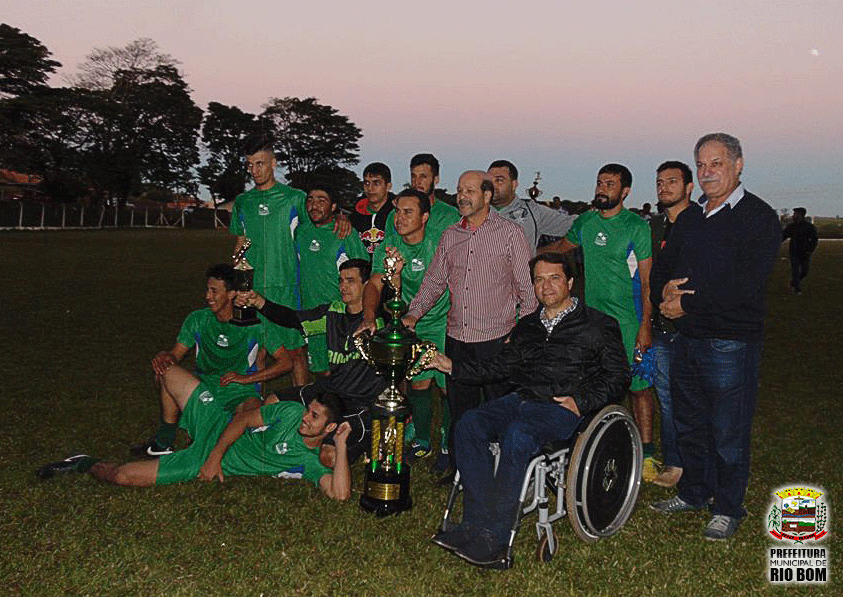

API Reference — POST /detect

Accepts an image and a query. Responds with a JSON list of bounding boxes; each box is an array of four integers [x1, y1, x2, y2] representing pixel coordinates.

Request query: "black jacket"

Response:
[[650, 190, 781, 342], [450, 301, 630, 416]]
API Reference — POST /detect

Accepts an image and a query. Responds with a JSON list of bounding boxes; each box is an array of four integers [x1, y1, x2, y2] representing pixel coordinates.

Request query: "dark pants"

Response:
[[444, 334, 511, 464], [455, 392, 581, 542], [672, 333, 761, 519], [789, 253, 811, 290], [651, 329, 681, 467]]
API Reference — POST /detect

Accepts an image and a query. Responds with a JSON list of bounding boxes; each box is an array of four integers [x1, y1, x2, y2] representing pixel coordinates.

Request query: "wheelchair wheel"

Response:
[[536, 531, 557, 562], [565, 404, 642, 543]]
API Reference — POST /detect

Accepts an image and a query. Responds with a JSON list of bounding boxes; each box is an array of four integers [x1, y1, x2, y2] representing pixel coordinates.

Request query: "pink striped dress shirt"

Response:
[[407, 211, 538, 342]]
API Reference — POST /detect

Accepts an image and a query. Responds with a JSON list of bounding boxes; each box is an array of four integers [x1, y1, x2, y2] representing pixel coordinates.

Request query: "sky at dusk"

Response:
[[5, 0, 842, 214]]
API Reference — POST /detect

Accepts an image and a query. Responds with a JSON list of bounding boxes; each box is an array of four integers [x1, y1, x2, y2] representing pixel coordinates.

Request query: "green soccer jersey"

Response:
[[229, 182, 307, 308], [565, 208, 651, 328], [176, 309, 271, 410], [373, 229, 449, 385], [381, 198, 460, 250], [157, 386, 329, 487], [296, 220, 368, 309], [221, 402, 330, 486]]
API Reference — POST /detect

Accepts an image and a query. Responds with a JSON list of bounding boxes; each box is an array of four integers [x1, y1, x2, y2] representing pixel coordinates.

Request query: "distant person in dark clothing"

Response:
[[782, 207, 818, 294], [350, 162, 395, 258]]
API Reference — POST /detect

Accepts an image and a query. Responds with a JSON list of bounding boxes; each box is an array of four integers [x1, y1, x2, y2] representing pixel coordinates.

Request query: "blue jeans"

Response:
[[454, 392, 581, 542], [651, 330, 680, 467], [671, 334, 761, 519]]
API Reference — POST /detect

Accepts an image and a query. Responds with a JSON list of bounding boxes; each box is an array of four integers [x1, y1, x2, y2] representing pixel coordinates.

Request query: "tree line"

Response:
[[0, 25, 363, 209]]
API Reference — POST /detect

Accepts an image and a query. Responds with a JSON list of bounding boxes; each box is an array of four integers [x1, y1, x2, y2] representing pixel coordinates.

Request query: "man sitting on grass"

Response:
[[236, 258, 386, 467], [37, 365, 351, 501], [131, 264, 291, 458]]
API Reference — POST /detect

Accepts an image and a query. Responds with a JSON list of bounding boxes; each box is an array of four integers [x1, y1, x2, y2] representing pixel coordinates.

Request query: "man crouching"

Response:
[[428, 253, 630, 568], [37, 366, 351, 501]]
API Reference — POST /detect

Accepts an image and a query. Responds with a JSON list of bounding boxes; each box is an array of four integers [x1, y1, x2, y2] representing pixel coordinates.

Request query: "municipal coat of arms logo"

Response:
[[767, 486, 828, 543]]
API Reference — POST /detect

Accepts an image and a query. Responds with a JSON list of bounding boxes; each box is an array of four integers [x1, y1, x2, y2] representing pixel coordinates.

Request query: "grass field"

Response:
[[1, 229, 839, 596]]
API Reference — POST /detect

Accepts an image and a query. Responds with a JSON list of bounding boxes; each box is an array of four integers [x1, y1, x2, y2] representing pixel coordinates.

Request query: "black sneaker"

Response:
[[433, 451, 451, 473], [129, 440, 173, 458], [431, 524, 472, 553], [36, 454, 90, 480], [455, 532, 510, 569]]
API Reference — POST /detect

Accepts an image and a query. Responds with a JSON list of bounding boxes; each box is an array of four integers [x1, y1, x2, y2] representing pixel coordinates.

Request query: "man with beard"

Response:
[[487, 159, 575, 251], [349, 162, 396, 258], [38, 366, 352, 501], [383, 154, 460, 246], [406, 171, 536, 475], [648, 161, 699, 487], [650, 133, 781, 540], [549, 164, 656, 481], [296, 185, 368, 374]]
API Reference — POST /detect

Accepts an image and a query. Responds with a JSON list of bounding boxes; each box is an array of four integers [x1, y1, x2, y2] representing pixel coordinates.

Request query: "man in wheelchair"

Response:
[[427, 252, 630, 568]]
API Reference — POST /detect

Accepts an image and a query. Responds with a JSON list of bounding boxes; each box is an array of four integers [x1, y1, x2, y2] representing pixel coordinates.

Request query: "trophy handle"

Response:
[[406, 341, 438, 380], [353, 331, 374, 364]]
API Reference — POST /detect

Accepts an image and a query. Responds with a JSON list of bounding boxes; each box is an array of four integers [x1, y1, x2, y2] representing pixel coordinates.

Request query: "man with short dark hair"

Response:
[[236, 259, 386, 465], [361, 188, 451, 462], [296, 184, 368, 374], [428, 253, 629, 568], [650, 133, 781, 540], [648, 161, 699, 487], [230, 134, 351, 386], [406, 170, 537, 475], [350, 162, 396, 258], [39, 366, 352, 501], [550, 164, 658, 481], [130, 264, 290, 458], [487, 159, 575, 250], [782, 207, 818, 294]]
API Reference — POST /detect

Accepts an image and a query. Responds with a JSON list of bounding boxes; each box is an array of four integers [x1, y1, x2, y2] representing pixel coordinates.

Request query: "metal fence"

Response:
[[0, 199, 231, 230]]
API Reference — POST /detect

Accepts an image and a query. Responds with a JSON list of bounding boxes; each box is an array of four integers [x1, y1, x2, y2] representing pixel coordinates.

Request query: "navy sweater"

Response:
[[650, 190, 781, 342]]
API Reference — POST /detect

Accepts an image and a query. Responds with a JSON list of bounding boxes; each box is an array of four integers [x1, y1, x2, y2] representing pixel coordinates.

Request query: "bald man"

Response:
[[406, 170, 537, 474]]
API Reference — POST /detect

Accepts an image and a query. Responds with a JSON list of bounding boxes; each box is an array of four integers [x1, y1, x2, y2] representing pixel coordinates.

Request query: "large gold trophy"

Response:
[[353, 254, 437, 516], [231, 239, 260, 326]]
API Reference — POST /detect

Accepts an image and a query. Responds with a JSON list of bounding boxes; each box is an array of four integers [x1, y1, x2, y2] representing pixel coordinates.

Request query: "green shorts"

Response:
[[259, 313, 306, 351], [157, 383, 231, 486], [618, 320, 652, 392], [305, 333, 329, 373], [410, 324, 445, 389]]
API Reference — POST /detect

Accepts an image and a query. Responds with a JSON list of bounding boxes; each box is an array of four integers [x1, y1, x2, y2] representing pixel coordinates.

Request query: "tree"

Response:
[[0, 24, 61, 98], [70, 38, 178, 90], [260, 97, 362, 176], [198, 102, 256, 203], [288, 165, 362, 212]]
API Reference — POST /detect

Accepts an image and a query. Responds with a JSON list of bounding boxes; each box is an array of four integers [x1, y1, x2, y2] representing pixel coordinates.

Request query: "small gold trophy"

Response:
[[231, 239, 260, 327], [353, 253, 437, 516]]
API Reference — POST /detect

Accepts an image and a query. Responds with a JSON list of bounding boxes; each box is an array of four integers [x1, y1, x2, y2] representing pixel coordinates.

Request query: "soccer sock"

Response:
[[643, 442, 655, 458], [153, 422, 178, 448], [407, 387, 433, 448]]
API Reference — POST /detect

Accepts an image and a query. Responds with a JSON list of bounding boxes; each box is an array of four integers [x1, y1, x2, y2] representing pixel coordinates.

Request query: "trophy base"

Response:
[[360, 466, 412, 517], [231, 305, 260, 327]]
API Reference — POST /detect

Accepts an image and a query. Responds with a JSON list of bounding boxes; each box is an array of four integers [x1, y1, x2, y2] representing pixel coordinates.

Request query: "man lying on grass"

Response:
[[37, 365, 351, 501]]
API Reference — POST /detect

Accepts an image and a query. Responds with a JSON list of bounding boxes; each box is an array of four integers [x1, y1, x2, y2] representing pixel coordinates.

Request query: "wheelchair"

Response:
[[438, 403, 642, 566]]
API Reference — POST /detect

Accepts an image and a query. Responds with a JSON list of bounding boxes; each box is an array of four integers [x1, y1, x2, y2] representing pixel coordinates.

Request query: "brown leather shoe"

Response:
[[652, 465, 683, 488]]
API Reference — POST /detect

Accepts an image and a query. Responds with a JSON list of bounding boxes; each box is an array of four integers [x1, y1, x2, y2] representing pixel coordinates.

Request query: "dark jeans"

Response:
[[672, 333, 761, 519], [444, 334, 511, 464], [651, 329, 681, 467], [789, 253, 811, 290], [454, 392, 581, 542]]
